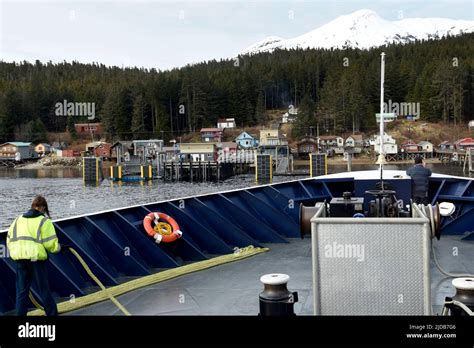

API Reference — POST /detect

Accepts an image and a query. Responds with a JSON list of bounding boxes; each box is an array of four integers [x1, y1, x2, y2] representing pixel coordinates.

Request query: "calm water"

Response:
[[0, 163, 470, 230]]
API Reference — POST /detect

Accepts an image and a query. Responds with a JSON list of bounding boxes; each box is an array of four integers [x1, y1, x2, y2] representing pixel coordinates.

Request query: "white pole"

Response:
[[378, 52, 386, 185], [379, 52, 385, 157]]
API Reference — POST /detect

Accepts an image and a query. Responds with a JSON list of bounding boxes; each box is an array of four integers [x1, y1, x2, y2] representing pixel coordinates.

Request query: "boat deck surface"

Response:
[[65, 235, 474, 316]]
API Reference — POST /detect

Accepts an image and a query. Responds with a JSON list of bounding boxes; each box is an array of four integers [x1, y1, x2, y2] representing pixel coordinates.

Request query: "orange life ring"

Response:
[[143, 212, 182, 244]]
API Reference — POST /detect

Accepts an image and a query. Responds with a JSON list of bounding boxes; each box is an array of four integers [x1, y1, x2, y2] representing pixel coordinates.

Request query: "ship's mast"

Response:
[[378, 52, 386, 188]]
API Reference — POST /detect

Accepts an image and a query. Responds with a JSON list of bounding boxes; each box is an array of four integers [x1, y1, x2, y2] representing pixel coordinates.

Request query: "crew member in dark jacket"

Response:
[[406, 156, 432, 205]]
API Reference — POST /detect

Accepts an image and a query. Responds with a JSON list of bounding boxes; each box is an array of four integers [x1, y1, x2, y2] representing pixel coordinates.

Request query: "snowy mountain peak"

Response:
[[240, 10, 474, 55], [242, 36, 285, 55], [339, 8, 379, 20]]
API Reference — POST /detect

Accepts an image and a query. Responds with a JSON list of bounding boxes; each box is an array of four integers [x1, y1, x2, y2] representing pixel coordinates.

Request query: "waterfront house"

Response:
[[319, 136, 344, 148], [296, 136, 318, 158], [217, 118, 236, 129], [259, 123, 290, 158], [218, 142, 237, 154], [93, 142, 112, 159], [345, 134, 364, 148], [455, 138, 474, 150], [74, 123, 103, 137], [259, 128, 287, 146], [418, 141, 434, 153], [86, 141, 105, 153], [401, 140, 418, 153], [438, 141, 455, 151], [374, 133, 398, 154], [0, 142, 36, 160], [201, 128, 223, 142], [217, 142, 238, 162], [235, 131, 258, 149], [34, 143, 52, 156], [60, 149, 81, 157], [179, 143, 217, 162]]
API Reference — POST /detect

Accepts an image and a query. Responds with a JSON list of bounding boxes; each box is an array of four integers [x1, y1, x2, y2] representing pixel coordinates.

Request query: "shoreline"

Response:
[[14, 156, 82, 170], [15, 164, 81, 170]]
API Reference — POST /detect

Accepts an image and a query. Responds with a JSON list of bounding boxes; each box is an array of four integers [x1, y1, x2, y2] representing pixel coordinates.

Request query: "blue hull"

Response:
[[0, 171, 473, 315]]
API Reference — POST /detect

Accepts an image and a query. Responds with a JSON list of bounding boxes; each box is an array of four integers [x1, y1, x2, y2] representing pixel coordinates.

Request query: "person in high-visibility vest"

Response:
[[7, 196, 62, 316]]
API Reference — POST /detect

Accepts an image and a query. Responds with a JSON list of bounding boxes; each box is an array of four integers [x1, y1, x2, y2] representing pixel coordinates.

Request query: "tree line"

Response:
[[0, 33, 472, 143]]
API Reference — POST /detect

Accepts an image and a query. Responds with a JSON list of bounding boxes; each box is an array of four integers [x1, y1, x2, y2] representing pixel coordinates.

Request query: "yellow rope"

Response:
[[154, 222, 172, 235], [28, 245, 268, 316], [28, 293, 43, 311], [29, 247, 130, 316], [69, 248, 131, 316]]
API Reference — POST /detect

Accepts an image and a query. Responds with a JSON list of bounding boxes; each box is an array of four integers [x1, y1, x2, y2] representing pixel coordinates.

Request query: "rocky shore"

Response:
[[16, 156, 82, 169]]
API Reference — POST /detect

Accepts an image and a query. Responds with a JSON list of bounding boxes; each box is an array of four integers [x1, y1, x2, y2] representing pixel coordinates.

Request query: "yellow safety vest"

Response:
[[7, 215, 60, 261]]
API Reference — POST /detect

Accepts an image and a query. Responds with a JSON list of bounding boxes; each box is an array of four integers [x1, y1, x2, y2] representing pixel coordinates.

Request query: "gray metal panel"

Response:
[[312, 217, 431, 315], [311, 153, 326, 177], [256, 154, 272, 184]]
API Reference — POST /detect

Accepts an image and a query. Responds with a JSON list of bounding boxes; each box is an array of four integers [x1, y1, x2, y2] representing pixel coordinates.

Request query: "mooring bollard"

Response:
[[444, 277, 474, 316], [259, 273, 298, 316]]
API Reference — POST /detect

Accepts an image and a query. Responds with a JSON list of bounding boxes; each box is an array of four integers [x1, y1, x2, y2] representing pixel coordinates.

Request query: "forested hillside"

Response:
[[0, 33, 472, 143]]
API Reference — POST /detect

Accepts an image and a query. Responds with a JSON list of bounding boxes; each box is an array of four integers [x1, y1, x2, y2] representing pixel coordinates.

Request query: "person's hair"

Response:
[[31, 195, 50, 217], [414, 156, 423, 165]]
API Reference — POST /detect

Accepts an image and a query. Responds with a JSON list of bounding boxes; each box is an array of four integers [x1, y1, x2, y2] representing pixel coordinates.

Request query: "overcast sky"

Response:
[[0, 0, 472, 70]]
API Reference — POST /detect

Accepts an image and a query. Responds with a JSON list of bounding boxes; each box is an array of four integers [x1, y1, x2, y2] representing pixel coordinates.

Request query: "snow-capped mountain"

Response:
[[241, 9, 474, 54]]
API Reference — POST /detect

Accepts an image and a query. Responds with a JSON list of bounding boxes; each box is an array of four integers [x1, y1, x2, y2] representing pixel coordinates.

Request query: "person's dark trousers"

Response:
[[414, 196, 429, 205], [15, 260, 58, 316]]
